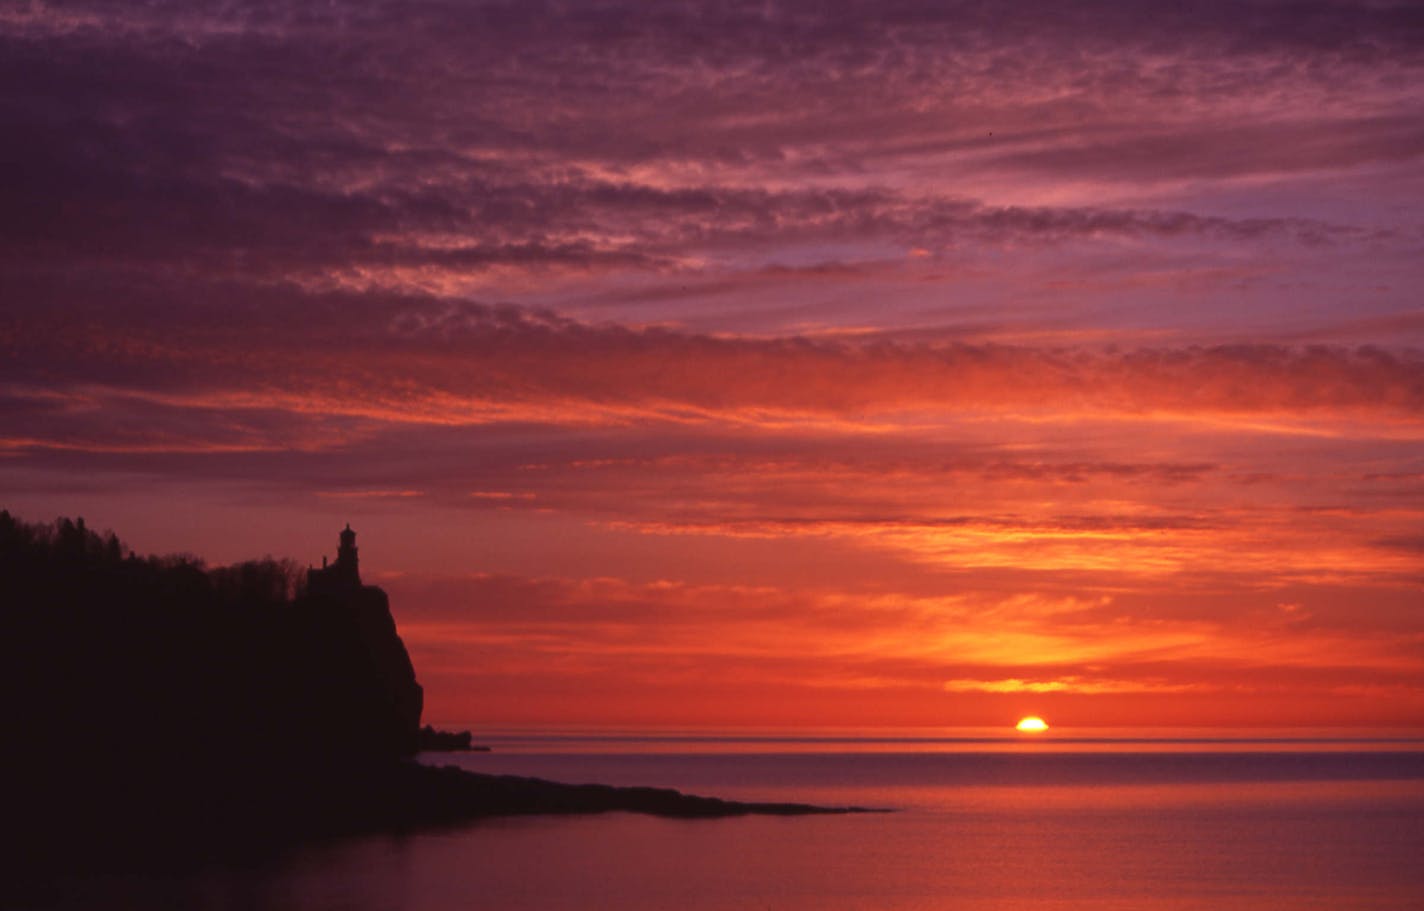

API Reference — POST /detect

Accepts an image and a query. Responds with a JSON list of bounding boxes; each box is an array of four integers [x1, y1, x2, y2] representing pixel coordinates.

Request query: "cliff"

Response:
[[0, 512, 862, 873], [0, 513, 427, 865], [289, 583, 425, 760]]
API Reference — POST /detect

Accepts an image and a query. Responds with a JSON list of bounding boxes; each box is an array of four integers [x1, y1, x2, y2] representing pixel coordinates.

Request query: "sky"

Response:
[[2, 0, 1422, 730]]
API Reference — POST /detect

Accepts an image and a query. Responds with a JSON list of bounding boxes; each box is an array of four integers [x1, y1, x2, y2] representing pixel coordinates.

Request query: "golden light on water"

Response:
[[1016, 716, 1049, 733]]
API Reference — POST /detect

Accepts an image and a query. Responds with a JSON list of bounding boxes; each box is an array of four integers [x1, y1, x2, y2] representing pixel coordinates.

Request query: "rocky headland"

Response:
[[0, 512, 864, 873]]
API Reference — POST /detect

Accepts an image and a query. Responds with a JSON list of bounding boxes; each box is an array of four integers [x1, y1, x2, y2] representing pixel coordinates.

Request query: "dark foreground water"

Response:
[[41, 729, 1424, 910]]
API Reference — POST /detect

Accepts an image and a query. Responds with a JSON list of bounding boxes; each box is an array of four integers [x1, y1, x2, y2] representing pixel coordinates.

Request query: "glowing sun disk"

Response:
[[1016, 716, 1049, 733]]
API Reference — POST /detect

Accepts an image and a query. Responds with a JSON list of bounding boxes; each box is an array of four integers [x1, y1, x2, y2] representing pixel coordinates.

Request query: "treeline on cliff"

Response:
[[0, 511, 424, 860]]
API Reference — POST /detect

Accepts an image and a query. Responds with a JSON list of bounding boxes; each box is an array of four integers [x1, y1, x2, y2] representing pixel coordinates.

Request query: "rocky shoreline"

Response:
[[0, 513, 873, 881], [395, 762, 874, 822]]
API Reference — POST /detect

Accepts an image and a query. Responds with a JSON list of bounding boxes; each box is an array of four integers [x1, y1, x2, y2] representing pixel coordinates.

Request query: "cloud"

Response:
[[388, 571, 1404, 672], [3, 0, 1417, 303], [942, 677, 1209, 694], [994, 116, 1424, 182], [383, 571, 1424, 717], [6, 296, 1421, 436]]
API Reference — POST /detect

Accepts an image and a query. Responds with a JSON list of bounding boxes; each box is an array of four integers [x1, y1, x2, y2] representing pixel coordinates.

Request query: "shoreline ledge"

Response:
[[11, 761, 883, 878], [398, 762, 882, 821]]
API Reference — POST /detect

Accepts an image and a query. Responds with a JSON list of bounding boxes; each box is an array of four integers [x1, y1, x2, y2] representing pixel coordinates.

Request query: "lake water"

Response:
[[44, 729, 1424, 910]]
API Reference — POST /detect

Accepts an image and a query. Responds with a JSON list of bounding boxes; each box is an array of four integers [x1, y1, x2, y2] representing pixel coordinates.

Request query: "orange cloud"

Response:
[[942, 678, 1210, 695], [9, 309, 1423, 455], [385, 573, 1424, 727]]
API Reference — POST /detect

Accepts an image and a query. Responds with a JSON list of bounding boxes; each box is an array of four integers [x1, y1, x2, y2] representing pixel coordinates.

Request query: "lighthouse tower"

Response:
[[336, 523, 359, 579], [307, 523, 363, 596]]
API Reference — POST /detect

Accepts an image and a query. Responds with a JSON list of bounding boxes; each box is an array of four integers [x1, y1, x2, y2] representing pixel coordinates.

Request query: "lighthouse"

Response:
[[307, 523, 362, 596]]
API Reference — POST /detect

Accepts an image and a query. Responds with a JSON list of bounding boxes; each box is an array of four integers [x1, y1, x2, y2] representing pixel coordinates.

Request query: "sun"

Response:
[[1015, 716, 1049, 733]]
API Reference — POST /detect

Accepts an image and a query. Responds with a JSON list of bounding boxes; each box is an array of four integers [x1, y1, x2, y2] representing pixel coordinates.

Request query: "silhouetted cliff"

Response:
[[0, 512, 424, 865], [0, 511, 863, 874]]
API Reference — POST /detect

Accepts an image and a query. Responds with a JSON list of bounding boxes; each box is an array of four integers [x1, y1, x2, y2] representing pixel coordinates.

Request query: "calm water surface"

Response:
[[50, 729, 1424, 911]]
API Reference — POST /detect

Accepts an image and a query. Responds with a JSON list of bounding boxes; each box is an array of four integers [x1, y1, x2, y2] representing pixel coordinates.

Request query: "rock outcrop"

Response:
[[0, 513, 429, 867], [0, 511, 865, 876]]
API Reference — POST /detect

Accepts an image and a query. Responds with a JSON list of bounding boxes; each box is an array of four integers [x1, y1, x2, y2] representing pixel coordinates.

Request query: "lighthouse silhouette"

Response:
[[307, 523, 361, 596]]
